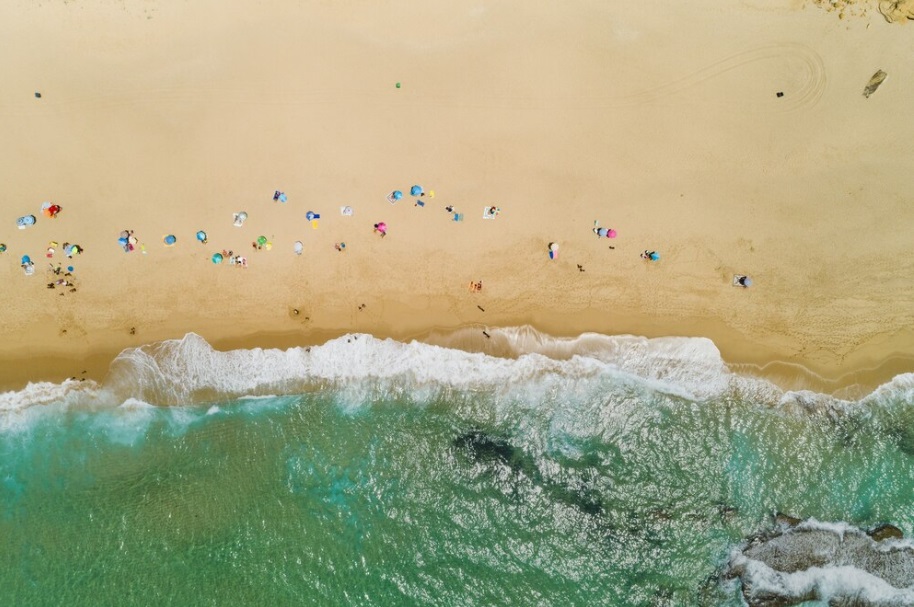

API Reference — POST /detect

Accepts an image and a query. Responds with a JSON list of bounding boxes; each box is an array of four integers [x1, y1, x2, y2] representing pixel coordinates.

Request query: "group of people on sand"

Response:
[[468, 280, 483, 293], [220, 249, 248, 267]]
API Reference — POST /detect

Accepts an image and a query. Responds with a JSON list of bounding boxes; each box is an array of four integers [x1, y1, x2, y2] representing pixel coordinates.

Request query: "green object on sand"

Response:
[[257, 236, 268, 246], [396, 82, 401, 89]]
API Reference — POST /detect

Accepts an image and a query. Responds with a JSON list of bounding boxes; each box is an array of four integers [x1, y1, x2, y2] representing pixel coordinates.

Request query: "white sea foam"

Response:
[[733, 553, 914, 606], [0, 329, 909, 416]]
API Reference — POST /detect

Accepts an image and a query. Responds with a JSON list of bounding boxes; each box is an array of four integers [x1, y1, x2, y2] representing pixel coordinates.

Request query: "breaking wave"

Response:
[[1, 329, 912, 419]]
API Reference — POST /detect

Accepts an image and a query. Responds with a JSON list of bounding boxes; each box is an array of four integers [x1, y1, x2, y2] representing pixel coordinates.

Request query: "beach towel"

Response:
[[294, 241, 303, 255], [340, 206, 353, 216], [311, 220, 319, 230], [415, 200, 425, 207], [453, 213, 464, 222], [482, 206, 500, 219]]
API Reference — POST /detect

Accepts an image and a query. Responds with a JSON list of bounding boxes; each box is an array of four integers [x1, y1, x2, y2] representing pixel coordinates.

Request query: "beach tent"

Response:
[[164, 235, 177, 246]]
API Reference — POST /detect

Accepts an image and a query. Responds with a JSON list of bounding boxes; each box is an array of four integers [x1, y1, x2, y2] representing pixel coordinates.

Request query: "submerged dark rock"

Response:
[[728, 520, 914, 607], [452, 430, 605, 518]]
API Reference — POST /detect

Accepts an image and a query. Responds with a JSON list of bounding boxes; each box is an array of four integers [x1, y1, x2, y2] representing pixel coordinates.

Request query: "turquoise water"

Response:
[[1, 333, 913, 606]]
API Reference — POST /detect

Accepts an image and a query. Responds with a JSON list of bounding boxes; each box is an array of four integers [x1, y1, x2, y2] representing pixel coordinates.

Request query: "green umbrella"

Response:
[[212, 253, 223, 264], [257, 235, 268, 246]]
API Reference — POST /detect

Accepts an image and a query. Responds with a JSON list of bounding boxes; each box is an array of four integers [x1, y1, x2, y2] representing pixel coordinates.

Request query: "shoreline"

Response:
[[2, 312, 911, 399]]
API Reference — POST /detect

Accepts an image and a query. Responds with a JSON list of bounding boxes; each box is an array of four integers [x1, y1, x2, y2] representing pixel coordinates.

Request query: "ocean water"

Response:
[[1, 330, 913, 606]]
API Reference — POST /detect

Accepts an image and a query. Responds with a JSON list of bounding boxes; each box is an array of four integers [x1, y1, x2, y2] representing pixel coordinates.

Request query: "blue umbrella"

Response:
[[212, 253, 223, 264], [164, 235, 176, 245], [278, 193, 287, 203], [649, 252, 660, 261], [21, 255, 31, 264], [410, 185, 423, 196], [196, 230, 207, 243], [118, 237, 128, 246], [392, 190, 403, 200], [67, 266, 74, 272], [742, 276, 753, 287]]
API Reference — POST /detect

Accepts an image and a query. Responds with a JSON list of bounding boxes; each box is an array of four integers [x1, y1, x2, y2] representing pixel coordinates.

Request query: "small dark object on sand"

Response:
[[863, 70, 887, 98], [608, 246, 615, 250], [477, 305, 485, 312], [35, 92, 41, 98], [129, 327, 136, 335], [776, 91, 784, 98], [482, 331, 491, 339], [577, 264, 585, 272]]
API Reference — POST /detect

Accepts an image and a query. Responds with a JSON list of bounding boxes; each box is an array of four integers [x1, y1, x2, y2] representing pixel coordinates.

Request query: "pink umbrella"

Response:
[[375, 222, 387, 233], [607, 229, 617, 238]]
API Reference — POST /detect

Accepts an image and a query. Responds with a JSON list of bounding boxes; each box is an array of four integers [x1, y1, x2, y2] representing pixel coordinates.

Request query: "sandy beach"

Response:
[[1, 0, 912, 395]]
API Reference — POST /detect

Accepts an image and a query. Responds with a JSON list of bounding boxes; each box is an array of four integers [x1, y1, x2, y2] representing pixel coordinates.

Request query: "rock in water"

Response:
[[868, 524, 905, 542], [728, 520, 914, 606], [863, 70, 888, 99]]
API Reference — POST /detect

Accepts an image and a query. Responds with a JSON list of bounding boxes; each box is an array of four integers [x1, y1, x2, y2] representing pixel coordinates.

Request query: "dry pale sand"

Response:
[[1, 0, 912, 394]]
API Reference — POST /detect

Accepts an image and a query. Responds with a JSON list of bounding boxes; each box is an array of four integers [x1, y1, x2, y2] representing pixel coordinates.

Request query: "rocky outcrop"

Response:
[[728, 519, 914, 606]]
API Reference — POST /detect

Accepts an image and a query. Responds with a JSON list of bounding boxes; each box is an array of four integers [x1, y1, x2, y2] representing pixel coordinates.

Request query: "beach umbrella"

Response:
[[67, 266, 74, 272], [649, 252, 660, 261], [294, 241, 303, 255], [392, 190, 403, 200], [21, 255, 31, 265], [196, 230, 207, 243], [0, 243, 6, 253], [742, 277, 753, 287], [375, 222, 387, 233], [306, 211, 318, 221], [118, 237, 128, 246], [211, 253, 223, 264], [257, 235, 268, 246], [410, 185, 423, 196], [278, 193, 287, 203], [164, 235, 176, 245], [233, 211, 248, 227], [607, 229, 617, 238]]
